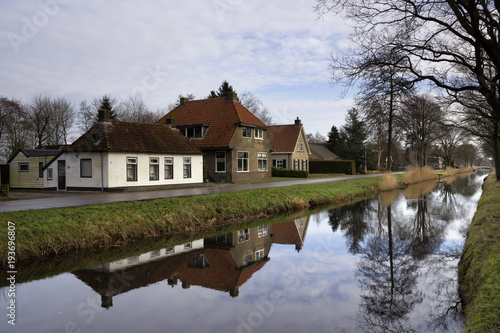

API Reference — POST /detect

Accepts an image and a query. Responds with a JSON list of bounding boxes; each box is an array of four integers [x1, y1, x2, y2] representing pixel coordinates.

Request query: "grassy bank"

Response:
[[0, 177, 379, 263], [458, 170, 500, 332]]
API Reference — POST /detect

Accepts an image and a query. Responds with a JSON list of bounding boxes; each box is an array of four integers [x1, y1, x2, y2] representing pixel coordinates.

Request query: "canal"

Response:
[[0, 170, 489, 333]]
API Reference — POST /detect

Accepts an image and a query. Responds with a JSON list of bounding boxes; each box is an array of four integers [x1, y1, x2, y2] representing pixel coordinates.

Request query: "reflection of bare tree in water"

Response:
[[356, 206, 423, 332], [328, 199, 370, 254]]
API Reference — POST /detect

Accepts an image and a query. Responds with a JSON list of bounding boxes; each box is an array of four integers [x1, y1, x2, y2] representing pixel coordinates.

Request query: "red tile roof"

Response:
[[267, 124, 302, 153], [66, 119, 201, 154], [156, 97, 267, 148]]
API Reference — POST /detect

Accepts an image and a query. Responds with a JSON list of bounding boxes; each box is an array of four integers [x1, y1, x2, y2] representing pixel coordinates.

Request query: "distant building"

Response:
[[8, 147, 65, 189], [309, 143, 341, 161], [267, 117, 310, 170]]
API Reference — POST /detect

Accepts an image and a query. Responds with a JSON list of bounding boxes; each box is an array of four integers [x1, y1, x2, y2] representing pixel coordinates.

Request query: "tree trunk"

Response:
[[387, 76, 394, 172]]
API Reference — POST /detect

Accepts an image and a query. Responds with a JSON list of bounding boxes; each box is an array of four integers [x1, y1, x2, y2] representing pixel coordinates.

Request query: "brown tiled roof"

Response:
[[267, 124, 302, 153], [66, 119, 201, 154], [156, 97, 267, 148], [309, 143, 340, 160], [272, 220, 303, 246]]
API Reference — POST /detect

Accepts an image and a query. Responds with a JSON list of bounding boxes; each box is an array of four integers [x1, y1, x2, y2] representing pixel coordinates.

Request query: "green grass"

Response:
[[0, 177, 380, 262], [458, 170, 500, 332]]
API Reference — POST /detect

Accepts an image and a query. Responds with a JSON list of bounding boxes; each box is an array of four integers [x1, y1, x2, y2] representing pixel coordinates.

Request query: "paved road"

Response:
[[0, 173, 386, 212]]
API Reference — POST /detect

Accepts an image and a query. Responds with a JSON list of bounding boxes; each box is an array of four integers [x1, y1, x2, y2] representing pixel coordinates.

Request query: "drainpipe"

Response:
[[100, 152, 104, 192]]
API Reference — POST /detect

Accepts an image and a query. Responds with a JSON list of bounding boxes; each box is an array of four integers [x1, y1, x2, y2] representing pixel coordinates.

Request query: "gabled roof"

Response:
[[309, 143, 340, 160], [156, 97, 267, 148], [7, 148, 62, 163], [66, 119, 202, 154], [267, 123, 310, 154]]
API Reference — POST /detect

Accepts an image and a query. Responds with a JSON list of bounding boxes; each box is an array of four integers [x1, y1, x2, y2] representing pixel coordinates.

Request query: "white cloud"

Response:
[[0, 0, 353, 133]]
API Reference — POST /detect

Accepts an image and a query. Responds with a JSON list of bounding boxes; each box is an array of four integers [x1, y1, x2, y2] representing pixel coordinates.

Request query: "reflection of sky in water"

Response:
[[0, 171, 488, 333]]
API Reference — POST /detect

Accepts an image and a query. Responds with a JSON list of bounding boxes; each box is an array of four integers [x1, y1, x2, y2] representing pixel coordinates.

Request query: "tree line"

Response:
[[325, 93, 483, 173], [0, 81, 274, 163]]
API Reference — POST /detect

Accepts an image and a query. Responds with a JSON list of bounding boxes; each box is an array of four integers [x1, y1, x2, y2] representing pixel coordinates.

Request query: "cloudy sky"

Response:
[[1, 0, 355, 137]]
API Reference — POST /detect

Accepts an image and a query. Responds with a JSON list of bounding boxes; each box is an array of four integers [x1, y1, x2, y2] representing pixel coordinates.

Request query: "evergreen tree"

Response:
[[341, 108, 367, 172], [327, 125, 342, 153], [208, 80, 238, 99], [95, 94, 117, 123]]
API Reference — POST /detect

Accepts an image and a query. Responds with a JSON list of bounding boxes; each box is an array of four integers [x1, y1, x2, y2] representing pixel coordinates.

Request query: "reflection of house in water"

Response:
[[73, 216, 310, 308]]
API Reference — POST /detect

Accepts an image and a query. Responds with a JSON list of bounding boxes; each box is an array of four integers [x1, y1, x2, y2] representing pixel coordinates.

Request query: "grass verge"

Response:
[[0, 177, 379, 263], [458, 170, 500, 332]]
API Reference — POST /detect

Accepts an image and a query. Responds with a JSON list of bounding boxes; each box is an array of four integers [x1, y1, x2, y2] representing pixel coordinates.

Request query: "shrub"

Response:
[[309, 160, 356, 175], [403, 166, 438, 184], [272, 167, 309, 178], [379, 172, 399, 191]]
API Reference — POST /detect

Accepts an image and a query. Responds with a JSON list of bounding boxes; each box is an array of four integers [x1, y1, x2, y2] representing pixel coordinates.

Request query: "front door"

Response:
[[58, 160, 66, 190]]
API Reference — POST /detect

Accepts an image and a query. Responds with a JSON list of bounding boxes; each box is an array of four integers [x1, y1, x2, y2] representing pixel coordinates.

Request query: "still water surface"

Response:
[[1, 170, 489, 333]]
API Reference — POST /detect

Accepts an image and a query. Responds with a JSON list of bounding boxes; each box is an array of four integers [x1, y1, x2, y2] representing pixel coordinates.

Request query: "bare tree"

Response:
[[76, 100, 95, 135], [239, 91, 274, 125], [116, 95, 158, 123], [52, 96, 75, 144], [435, 125, 468, 167], [0, 97, 33, 161], [397, 94, 444, 167], [306, 131, 327, 143], [27, 95, 56, 147], [317, 0, 500, 179]]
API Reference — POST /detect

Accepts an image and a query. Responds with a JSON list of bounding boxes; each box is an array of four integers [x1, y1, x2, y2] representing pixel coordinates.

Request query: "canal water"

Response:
[[0, 170, 489, 333]]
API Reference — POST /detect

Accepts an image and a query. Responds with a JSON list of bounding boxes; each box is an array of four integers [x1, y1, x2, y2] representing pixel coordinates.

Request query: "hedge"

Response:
[[309, 160, 356, 175], [271, 167, 309, 178]]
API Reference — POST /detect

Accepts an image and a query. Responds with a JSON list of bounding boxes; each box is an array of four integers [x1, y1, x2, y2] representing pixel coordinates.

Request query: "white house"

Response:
[[44, 111, 203, 191]]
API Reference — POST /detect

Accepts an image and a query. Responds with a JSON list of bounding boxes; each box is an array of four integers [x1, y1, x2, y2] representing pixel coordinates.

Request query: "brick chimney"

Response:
[[180, 97, 187, 106], [227, 92, 238, 101], [294, 117, 301, 126], [98, 109, 111, 123]]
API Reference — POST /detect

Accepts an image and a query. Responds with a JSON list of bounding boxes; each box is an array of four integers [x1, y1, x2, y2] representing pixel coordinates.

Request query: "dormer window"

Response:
[[179, 125, 209, 139], [242, 127, 252, 138]]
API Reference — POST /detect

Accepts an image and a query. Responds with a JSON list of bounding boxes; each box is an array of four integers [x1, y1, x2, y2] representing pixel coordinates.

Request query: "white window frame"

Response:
[[255, 248, 265, 261], [242, 127, 252, 138], [257, 152, 268, 171], [275, 159, 283, 169], [183, 157, 192, 178], [258, 224, 268, 237], [149, 157, 159, 181], [47, 168, 53, 180], [238, 229, 250, 243], [18, 163, 29, 172], [164, 157, 174, 179], [255, 128, 263, 139], [215, 151, 226, 173], [237, 151, 249, 172], [127, 157, 138, 182], [243, 252, 253, 265]]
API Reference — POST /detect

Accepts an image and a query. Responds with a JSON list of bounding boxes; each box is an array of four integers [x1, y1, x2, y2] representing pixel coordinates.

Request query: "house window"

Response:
[[150, 250, 161, 258], [243, 252, 253, 265], [237, 152, 249, 172], [180, 125, 209, 139], [255, 248, 265, 261], [184, 242, 192, 250], [302, 159, 306, 171], [165, 247, 175, 255], [127, 157, 137, 181], [242, 127, 252, 138], [258, 224, 268, 237], [257, 152, 267, 171], [150, 158, 159, 181], [255, 128, 263, 139], [297, 142, 304, 152], [165, 157, 173, 179], [215, 151, 226, 172], [238, 229, 250, 243], [183, 157, 191, 178], [80, 159, 92, 178], [39, 162, 43, 178], [216, 234, 227, 245], [294, 159, 298, 170], [18, 163, 29, 172], [47, 168, 53, 180]]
